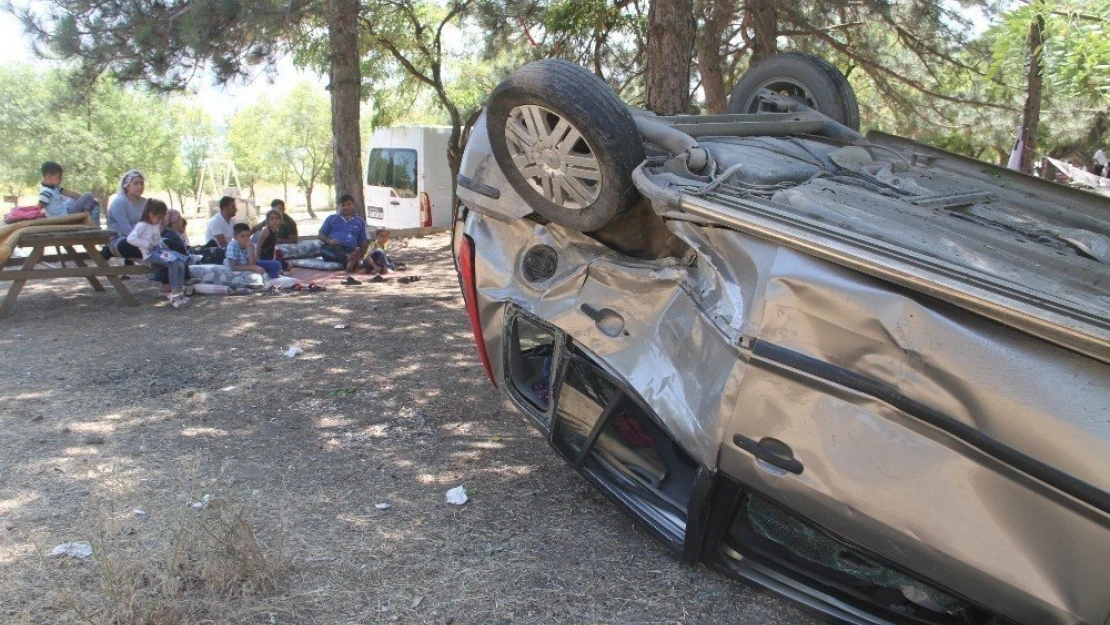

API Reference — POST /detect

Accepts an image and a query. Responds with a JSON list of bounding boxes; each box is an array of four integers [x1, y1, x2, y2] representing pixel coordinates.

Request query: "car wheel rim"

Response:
[[505, 104, 601, 210], [745, 78, 820, 113]]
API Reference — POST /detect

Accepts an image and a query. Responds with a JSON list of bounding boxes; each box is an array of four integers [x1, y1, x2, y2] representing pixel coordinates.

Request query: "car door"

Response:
[[716, 257, 1110, 625], [500, 306, 702, 552], [365, 144, 421, 228]]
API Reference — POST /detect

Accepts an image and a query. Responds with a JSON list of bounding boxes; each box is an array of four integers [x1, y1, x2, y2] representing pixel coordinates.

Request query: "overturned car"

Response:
[[451, 55, 1110, 625]]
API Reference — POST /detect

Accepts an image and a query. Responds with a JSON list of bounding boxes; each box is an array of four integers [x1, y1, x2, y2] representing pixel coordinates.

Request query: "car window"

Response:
[[507, 315, 558, 416], [366, 148, 418, 198], [391, 149, 418, 198], [583, 397, 697, 520], [552, 358, 619, 460]]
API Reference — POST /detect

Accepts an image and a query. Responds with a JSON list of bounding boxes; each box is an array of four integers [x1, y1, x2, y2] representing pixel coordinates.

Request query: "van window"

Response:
[[366, 148, 418, 198]]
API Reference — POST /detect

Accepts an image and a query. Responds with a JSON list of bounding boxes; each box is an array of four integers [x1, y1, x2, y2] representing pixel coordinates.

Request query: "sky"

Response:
[[0, 6, 325, 122]]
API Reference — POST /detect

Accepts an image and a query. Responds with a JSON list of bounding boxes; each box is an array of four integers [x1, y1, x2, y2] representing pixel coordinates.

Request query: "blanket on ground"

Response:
[[188, 264, 267, 288], [276, 239, 323, 259], [288, 258, 344, 271], [0, 214, 92, 266]]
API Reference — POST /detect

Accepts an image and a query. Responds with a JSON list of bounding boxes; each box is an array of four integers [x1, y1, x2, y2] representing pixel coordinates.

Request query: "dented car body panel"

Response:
[[455, 77, 1110, 624]]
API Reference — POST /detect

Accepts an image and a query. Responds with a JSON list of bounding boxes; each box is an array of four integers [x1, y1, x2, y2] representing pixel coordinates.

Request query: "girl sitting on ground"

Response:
[[126, 199, 191, 309], [256, 209, 289, 270]]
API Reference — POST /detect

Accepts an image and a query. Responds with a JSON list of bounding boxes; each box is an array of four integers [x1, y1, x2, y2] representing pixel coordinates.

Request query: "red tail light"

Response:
[[419, 192, 433, 228], [458, 234, 497, 386]]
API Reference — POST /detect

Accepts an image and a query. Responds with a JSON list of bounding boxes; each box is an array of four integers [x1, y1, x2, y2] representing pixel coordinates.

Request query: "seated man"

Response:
[[318, 194, 369, 279], [202, 196, 238, 265]]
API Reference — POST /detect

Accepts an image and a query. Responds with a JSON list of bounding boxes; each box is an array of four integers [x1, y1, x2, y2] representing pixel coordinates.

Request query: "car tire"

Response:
[[727, 53, 860, 131], [487, 59, 644, 232]]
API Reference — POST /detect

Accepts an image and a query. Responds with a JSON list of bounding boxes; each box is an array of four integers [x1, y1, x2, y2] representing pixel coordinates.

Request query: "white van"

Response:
[[364, 126, 453, 230]]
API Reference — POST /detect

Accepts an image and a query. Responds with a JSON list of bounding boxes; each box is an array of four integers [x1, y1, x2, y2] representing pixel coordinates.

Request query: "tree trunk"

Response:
[[305, 183, 316, 218], [697, 0, 737, 114], [166, 190, 175, 210], [328, 0, 365, 217], [748, 0, 778, 65], [645, 0, 695, 115], [1018, 15, 1044, 174]]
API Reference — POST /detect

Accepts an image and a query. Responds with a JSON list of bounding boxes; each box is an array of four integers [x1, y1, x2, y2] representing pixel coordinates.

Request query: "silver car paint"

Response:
[[460, 111, 1110, 624]]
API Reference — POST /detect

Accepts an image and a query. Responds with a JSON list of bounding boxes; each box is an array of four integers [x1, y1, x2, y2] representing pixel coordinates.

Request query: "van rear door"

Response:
[[365, 132, 421, 228]]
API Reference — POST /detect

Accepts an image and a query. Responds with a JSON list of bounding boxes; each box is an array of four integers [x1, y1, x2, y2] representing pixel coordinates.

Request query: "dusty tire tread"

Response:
[[487, 60, 644, 232], [727, 53, 860, 131]]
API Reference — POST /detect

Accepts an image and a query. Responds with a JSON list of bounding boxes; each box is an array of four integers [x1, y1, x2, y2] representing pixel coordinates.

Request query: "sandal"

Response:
[[308, 283, 326, 292], [370, 275, 386, 283], [399, 275, 422, 284], [343, 276, 362, 286]]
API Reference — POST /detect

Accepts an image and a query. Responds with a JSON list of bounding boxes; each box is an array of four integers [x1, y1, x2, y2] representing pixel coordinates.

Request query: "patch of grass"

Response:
[[326, 387, 359, 398], [57, 497, 292, 625]]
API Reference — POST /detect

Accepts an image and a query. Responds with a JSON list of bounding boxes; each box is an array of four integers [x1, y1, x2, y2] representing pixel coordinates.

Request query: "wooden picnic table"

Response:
[[0, 229, 151, 318]]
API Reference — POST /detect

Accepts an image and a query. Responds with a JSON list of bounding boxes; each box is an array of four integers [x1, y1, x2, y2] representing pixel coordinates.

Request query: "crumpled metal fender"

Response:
[[466, 212, 745, 468]]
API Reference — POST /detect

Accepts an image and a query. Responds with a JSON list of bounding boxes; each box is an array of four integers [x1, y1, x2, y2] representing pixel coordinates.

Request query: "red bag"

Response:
[[3, 206, 45, 224]]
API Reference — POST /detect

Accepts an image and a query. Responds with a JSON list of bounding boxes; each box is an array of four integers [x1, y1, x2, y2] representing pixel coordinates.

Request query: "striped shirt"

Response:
[[38, 184, 69, 218]]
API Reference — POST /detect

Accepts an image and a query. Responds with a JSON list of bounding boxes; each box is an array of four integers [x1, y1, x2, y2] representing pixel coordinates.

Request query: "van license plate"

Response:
[[367, 206, 384, 219]]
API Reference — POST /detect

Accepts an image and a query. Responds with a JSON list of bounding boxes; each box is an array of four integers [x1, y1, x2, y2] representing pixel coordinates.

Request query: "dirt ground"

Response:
[[0, 233, 819, 625]]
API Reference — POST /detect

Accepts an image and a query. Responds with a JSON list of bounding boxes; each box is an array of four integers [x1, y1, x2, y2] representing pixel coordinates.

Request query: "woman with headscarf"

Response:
[[100, 170, 147, 263]]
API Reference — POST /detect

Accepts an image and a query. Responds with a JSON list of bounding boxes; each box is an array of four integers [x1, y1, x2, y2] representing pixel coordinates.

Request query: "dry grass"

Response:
[[29, 494, 291, 625], [0, 234, 815, 625]]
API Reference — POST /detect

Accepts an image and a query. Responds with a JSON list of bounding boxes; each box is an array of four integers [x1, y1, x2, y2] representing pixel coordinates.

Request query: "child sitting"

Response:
[[362, 228, 403, 275], [126, 199, 190, 308], [256, 209, 288, 270], [225, 222, 281, 279], [38, 161, 101, 226]]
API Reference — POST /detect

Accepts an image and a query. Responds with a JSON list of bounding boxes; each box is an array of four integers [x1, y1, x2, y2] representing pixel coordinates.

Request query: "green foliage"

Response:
[[226, 82, 333, 208], [165, 103, 220, 200], [987, 0, 1110, 105], [537, 0, 647, 99], [0, 64, 179, 198], [12, 0, 310, 90], [228, 100, 286, 189], [281, 82, 334, 202]]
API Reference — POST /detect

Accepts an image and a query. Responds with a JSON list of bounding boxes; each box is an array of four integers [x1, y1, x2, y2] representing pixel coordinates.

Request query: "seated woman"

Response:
[[100, 170, 147, 264]]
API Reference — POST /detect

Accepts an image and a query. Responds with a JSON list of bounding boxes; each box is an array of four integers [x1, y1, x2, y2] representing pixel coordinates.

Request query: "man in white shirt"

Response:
[[205, 196, 239, 248], [1093, 146, 1109, 177]]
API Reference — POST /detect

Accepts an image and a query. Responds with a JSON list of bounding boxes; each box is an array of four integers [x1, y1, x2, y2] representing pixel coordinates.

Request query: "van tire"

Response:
[[487, 60, 644, 232], [727, 53, 860, 131]]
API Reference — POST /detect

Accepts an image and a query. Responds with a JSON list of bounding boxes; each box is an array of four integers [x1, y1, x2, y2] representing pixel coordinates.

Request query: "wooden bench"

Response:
[[0, 229, 151, 318]]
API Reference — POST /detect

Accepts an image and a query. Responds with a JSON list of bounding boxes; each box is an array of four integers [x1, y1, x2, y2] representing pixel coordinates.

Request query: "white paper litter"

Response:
[[375, 502, 392, 510], [333, 324, 348, 329], [285, 346, 303, 358], [221, 385, 236, 392], [190, 494, 212, 509], [48, 542, 93, 559], [445, 485, 468, 505], [133, 509, 147, 517]]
